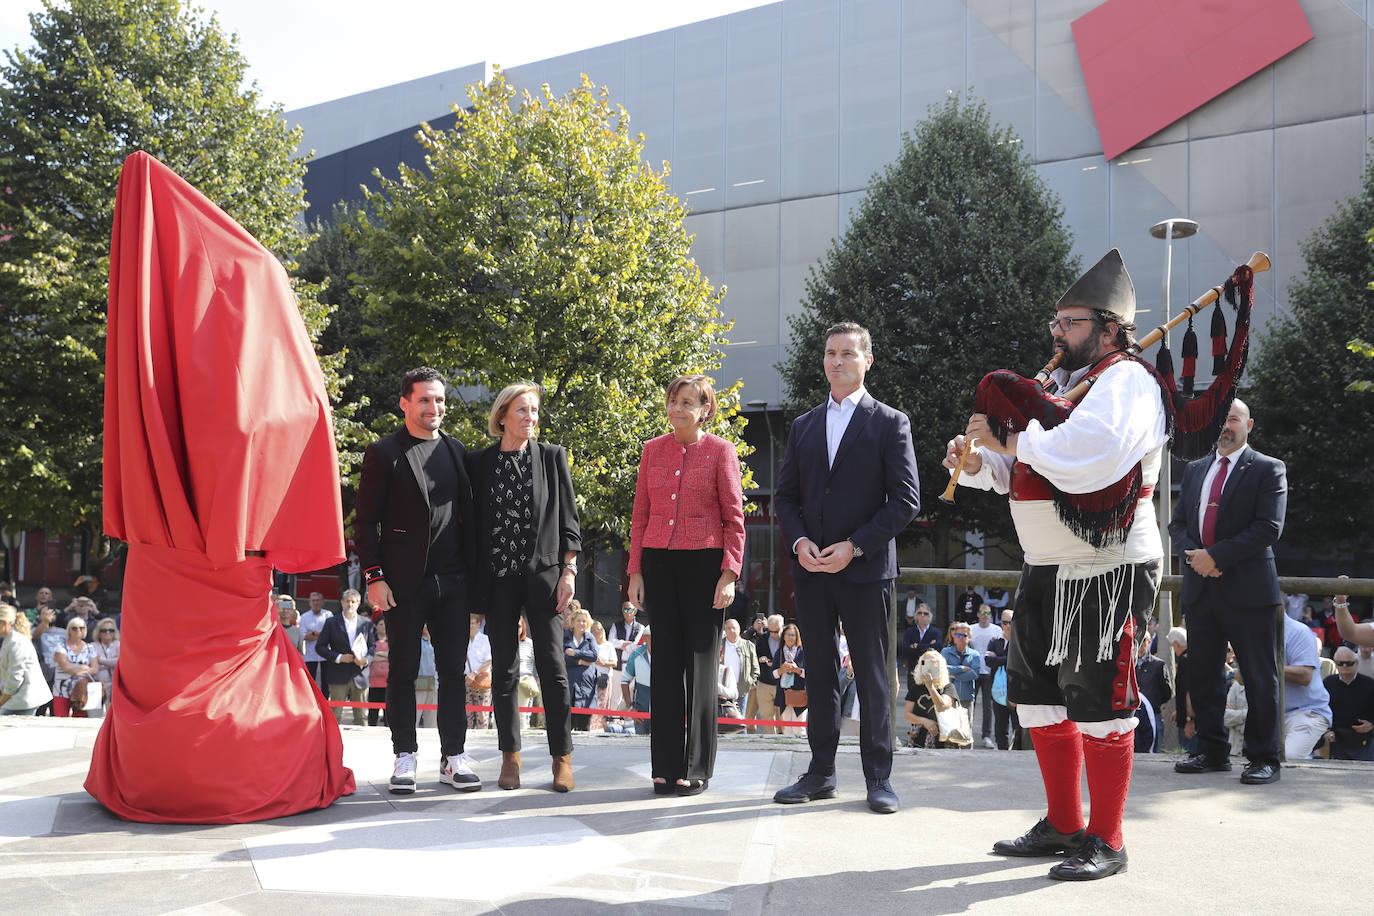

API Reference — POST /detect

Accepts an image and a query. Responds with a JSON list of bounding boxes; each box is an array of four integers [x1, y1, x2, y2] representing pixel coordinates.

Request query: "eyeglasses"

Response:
[[98, 628, 115, 634], [768, 629, 781, 635], [1048, 316, 1094, 333], [952, 632, 969, 638], [69, 625, 86, 632], [1001, 619, 1013, 625], [1336, 660, 1357, 667], [916, 612, 930, 617]]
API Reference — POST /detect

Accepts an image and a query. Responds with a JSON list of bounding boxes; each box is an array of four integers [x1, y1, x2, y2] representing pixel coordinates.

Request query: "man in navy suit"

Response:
[[1169, 397, 1288, 785], [772, 321, 920, 814]]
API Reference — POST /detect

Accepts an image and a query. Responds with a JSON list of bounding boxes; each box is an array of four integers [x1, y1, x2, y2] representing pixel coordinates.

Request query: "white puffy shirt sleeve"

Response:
[[955, 450, 1013, 495], [1014, 361, 1166, 494]]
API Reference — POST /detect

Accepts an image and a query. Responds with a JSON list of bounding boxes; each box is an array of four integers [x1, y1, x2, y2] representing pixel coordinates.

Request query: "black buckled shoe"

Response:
[[773, 771, 838, 805], [1173, 754, 1232, 774], [1240, 762, 1280, 785], [992, 817, 1086, 857], [1048, 834, 1128, 881]]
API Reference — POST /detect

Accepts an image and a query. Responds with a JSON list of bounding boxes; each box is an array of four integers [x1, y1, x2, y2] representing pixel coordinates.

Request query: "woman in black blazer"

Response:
[[467, 382, 582, 793]]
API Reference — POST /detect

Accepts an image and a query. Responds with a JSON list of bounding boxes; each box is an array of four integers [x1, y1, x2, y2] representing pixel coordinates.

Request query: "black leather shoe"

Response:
[[1173, 754, 1232, 774], [1048, 834, 1128, 880], [992, 817, 1087, 857], [1240, 762, 1280, 784], [773, 771, 837, 805], [865, 778, 899, 814]]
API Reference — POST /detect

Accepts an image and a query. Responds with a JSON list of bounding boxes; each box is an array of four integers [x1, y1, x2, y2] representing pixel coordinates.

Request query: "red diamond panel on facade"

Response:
[[1072, 0, 1313, 161]]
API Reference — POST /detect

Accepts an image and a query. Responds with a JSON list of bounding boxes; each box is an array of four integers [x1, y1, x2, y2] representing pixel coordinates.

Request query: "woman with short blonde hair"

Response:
[[468, 378, 582, 791]]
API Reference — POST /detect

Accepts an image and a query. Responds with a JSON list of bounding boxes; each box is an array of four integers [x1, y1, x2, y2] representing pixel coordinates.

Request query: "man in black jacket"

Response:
[[357, 368, 479, 794]]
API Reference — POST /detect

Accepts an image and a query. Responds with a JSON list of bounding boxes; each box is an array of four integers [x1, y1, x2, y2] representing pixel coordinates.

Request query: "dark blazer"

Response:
[[564, 629, 599, 707], [1168, 445, 1287, 608], [901, 624, 943, 665], [775, 393, 920, 582], [355, 427, 475, 600], [466, 440, 582, 608], [316, 614, 378, 685]]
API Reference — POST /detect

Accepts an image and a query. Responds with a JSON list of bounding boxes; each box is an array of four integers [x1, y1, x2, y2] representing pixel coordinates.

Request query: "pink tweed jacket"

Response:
[[628, 432, 745, 577]]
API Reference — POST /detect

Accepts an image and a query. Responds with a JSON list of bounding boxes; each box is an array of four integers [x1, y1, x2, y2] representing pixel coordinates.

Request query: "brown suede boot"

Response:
[[498, 751, 521, 790], [552, 754, 574, 793]]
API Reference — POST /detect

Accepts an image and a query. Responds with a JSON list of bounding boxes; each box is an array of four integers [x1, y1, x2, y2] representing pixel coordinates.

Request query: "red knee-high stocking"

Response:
[[1029, 719, 1084, 835], [1082, 729, 1133, 850]]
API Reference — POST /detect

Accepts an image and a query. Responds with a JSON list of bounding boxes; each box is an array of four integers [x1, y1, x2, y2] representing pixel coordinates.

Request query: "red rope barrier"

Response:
[[323, 700, 807, 729]]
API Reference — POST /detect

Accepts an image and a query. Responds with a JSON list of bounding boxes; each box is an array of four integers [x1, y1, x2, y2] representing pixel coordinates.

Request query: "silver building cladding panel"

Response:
[[291, 0, 1374, 406]]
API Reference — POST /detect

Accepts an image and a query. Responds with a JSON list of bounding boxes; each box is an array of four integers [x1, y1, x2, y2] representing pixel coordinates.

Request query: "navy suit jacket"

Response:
[[316, 614, 378, 685], [775, 392, 920, 583], [1168, 444, 1287, 609]]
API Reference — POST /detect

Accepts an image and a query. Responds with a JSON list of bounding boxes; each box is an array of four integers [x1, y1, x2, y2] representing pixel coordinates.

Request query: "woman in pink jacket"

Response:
[[628, 375, 745, 797]]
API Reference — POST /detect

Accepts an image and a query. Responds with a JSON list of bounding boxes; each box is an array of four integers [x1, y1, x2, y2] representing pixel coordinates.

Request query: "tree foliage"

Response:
[[1248, 156, 1374, 555], [0, 0, 344, 538], [778, 96, 1078, 554], [348, 70, 748, 543]]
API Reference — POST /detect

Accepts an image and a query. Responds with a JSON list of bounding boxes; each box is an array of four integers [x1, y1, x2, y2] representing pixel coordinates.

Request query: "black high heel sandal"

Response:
[[652, 778, 674, 796]]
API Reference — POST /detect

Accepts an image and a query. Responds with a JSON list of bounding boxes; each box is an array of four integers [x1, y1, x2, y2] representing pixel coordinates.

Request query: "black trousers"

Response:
[[643, 548, 724, 781], [795, 573, 894, 781], [486, 570, 573, 756], [1188, 599, 1280, 766], [385, 572, 470, 757], [993, 701, 1019, 750]]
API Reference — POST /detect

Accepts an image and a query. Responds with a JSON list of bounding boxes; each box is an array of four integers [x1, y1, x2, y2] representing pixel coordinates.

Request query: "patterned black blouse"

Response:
[[491, 447, 535, 576]]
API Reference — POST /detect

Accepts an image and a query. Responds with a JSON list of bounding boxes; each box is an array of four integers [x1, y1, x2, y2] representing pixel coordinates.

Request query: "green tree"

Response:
[[349, 70, 748, 543], [1248, 158, 1374, 555], [0, 0, 351, 550], [778, 96, 1078, 558]]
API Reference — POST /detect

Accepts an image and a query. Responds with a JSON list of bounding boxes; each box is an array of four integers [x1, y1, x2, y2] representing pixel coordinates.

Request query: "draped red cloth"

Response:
[[85, 151, 355, 823]]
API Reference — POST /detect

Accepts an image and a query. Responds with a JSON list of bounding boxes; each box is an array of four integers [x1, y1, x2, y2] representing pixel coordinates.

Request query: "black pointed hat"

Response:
[[1055, 248, 1136, 325]]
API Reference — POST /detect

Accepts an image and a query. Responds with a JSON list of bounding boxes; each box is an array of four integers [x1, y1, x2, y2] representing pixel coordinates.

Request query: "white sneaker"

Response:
[[390, 752, 418, 794], [440, 752, 482, 792], [982, 736, 996, 749]]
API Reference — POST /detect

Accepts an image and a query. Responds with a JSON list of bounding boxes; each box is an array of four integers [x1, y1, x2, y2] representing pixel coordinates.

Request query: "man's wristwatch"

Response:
[[847, 538, 864, 558]]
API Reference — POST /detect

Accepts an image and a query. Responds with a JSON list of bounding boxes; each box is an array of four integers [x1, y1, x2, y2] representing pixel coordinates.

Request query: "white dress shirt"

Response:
[[1196, 446, 1247, 538], [825, 386, 866, 468]]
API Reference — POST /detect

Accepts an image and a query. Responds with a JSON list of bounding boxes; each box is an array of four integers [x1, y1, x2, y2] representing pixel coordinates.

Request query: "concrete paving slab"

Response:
[[0, 716, 1368, 915]]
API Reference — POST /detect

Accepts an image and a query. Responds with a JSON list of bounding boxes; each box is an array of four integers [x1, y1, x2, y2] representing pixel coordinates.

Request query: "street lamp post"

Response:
[[746, 399, 776, 615], [1148, 217, 1198, 667]]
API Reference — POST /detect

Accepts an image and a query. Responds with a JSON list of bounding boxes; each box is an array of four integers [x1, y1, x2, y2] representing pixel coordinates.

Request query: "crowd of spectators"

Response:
[[6, 573, 1372, 766]]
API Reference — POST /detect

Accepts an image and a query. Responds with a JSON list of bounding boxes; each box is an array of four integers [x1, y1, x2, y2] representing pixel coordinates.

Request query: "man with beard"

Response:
[[943, 250, 1167, 880], [1169, 398, 1287, 785]]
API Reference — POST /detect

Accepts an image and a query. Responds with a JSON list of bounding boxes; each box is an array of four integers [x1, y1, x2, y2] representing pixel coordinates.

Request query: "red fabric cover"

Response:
[[85, 151, 354, 823], [1030, 719, 1085, 835], [1072, 0, 1312, 160]]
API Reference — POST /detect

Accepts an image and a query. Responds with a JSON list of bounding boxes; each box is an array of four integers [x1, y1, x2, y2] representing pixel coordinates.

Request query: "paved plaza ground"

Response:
[[1, 716, 1367, 914]]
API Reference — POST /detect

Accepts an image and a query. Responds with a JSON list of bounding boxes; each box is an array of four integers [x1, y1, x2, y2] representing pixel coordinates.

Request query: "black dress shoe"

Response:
[[1048, 834, 1128, 881], [865, 778, 899, 814], [1173, 754, 1232, 774], [1240, 762, 1280, 784], [773, 771, 838, 804], [992, 817, 1087, 857]]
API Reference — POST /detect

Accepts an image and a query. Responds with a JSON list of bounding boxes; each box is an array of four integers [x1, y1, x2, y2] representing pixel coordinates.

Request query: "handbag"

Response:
[[992, 667, 1008, 706], [926, 680, 972, 745], [935, 704, 973, 746], [784, 688, 807, 708], [470, 668, 492, 691]]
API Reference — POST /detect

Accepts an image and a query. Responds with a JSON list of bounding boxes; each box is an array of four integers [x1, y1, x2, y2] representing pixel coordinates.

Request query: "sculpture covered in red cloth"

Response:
[[85, 151, 355, 823]]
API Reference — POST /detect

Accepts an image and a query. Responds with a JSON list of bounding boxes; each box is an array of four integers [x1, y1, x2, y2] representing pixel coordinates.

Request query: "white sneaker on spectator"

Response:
[[440, 752, 482, 791], [982, 736, 996, 749], [390, 752, 418, 794]]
